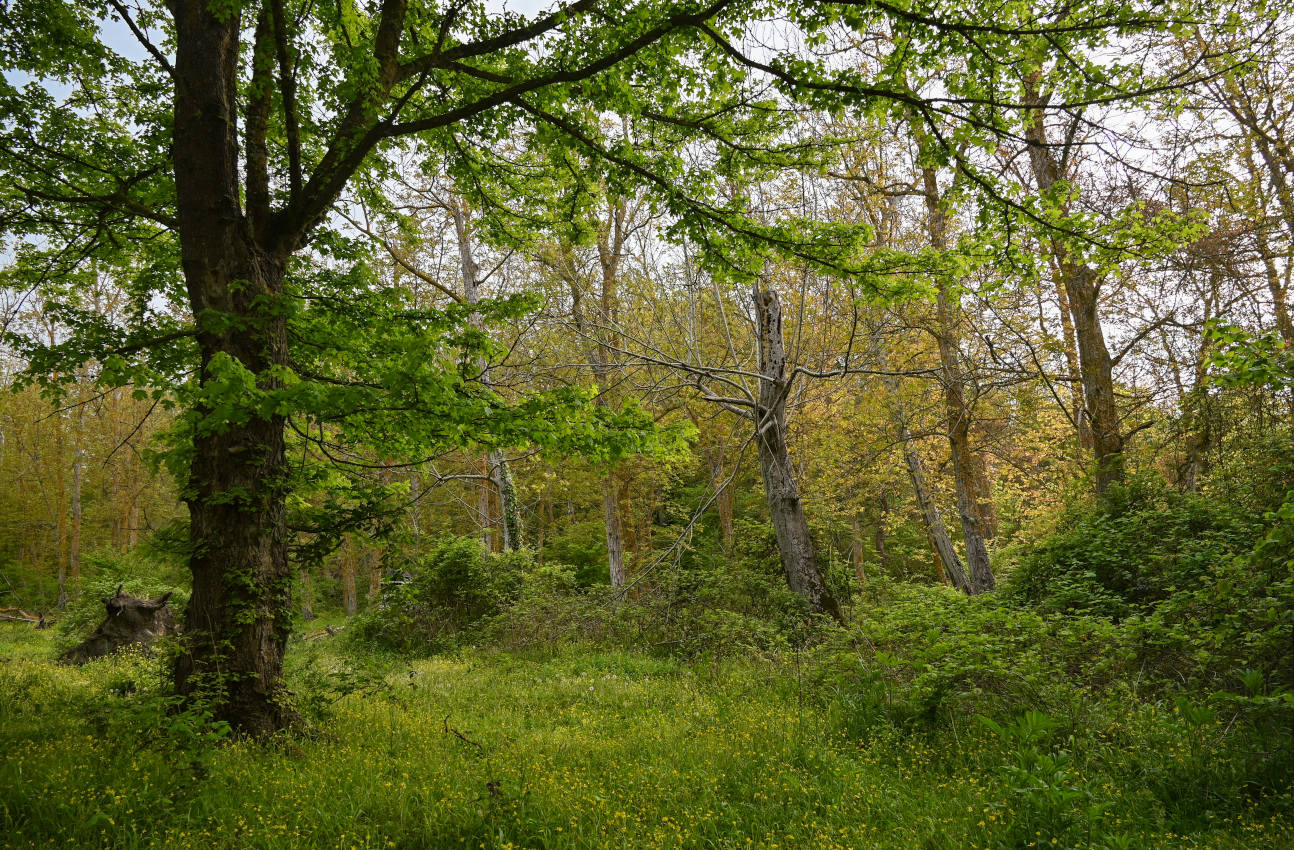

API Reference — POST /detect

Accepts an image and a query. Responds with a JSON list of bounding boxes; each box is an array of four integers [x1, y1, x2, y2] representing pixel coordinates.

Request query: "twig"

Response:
[[443, 715, 485, 751]]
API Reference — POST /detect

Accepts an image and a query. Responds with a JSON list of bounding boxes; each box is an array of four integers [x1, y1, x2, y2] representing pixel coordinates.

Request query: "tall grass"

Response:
[[1, 624, 1290, 849]]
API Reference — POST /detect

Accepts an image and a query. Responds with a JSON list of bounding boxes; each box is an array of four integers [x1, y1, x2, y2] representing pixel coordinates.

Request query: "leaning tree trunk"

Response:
[[923, 165, 995, 593], [752, 285, 842, 622], [1025, 90, 1125, 493], [171, 3, 296, 734], [889, 389, 973, 594]]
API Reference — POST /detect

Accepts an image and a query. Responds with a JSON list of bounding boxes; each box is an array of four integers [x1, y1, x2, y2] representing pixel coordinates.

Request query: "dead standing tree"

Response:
[[598, 266, 846, 620]]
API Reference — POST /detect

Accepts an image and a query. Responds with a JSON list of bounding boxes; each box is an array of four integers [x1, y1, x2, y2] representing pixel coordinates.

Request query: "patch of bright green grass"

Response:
[[1, 625, 1290, 849]]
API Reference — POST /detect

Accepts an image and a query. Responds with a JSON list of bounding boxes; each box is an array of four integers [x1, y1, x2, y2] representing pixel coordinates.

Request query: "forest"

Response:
[[1, 0, 1292, 846]]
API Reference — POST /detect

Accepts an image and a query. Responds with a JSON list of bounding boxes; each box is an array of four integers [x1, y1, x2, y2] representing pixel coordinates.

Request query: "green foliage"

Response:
[[1204, 323, 1294, 390], [812, 579, 1122, 728], [977, 711, 1113, 848], [1127, 488, 1294, 692], [537, 520, 611, 587], [2, 627, 1291, 849], [53, 549, 188, 653], [1006, 478, 1260, 616], [345, 537, 539, 654], [488, 521, 815, 661]]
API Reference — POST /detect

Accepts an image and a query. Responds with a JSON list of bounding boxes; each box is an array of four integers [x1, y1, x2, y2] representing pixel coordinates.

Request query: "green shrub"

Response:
[[1007, 478, 1259, 616], [810, 579, 1122, 730], [483, 526, 815, 661], [1127, 489, 1294, 691], [345, 537, 536, 654]]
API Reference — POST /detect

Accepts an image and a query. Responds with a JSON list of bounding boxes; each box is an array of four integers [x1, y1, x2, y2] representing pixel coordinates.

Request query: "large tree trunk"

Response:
[[171, 1, 295, 735], [923, 166, 995, 593], [1024, 90, 1125, 493], [752, 285, 842, 621]]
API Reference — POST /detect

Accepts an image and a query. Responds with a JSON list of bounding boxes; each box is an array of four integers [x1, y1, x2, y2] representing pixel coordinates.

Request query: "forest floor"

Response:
[[1, 623, 1291, 849]]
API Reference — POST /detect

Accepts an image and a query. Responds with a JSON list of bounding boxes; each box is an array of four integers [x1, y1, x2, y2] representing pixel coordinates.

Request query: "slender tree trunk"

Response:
[[603, 479, 626, 587], [874, 486, 890, 575], [595, 205, 628, 586], [340, 539, 358, 617], [851, 515, 866, 583], [476, 453, 494, 549], [1049, 257, 1095, 454], [923, 165, 995, 593], [713, 444, 735, 554], [367, 548, 382, 605], [1024, 90, 1124, 493], [1254, 217, 1294, 347], [556, 199, 633, 587], [893, 402, 972, 593], [752, 285, 842, 621], [452, 203, 519, 551], [52, 389, 68, 610], [299, 569, 314, 621], [489, 451, 520, 550], [408, 468, 422, 536], [68, 399, 84, 597]]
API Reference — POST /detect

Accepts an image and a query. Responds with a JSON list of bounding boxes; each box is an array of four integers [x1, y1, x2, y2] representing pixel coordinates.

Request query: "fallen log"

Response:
[[304, 625, 343, 641], [0, 607, 49, 627]]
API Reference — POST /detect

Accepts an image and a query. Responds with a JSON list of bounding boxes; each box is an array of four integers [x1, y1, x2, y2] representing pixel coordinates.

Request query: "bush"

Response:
[[345, 537, 537, 654], [808, 579, 1122, 730], [483, 524, 818, 661], [1006, 478, 1259, 616]]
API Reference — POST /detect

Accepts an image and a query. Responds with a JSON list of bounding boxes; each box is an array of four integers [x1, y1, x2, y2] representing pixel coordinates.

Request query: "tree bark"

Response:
[[477, 453, 495, 550], [752, 285, 842, 621], [712, 444, 735, 554], [923, 165, 995, 593], [490, 451, 520, 550], [170, 0, 295, 734], [340, 538, 358, 616], [452, 202, 519, 551], [874, 486, 890, 575], [1024, 89, 1125, 493], [1048, 254, 1095, 454], [604, 479, 626, 587], [367, 547, 382, 605], [851, 515, 866, 583], [299, 569, 314, 621], [595, 203, 628, 587], [68, 397, 84, 601], [891, 395, 973, 593]]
